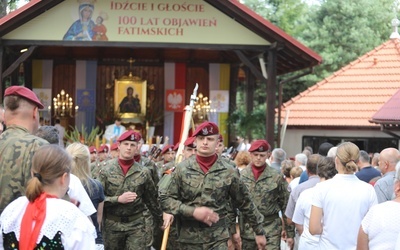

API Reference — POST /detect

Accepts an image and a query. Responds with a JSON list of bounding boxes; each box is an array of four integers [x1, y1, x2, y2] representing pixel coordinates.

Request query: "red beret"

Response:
[[184, 136, 196, 148], [117, 130, 142, 142], [173, 143, 179, 151], [89, 146, 97, 154], [218, 134, 223, 142], [248, 140, 270, 152], [110, 143, 119, 151], [5, 86, 44, 109], [161, 144, 174, 155], [193, 121, 219, 136], [98, 144, 109, 153]]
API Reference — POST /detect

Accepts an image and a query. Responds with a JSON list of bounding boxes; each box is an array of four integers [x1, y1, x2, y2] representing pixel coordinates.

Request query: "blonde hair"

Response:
[[235, 151, 251, 167], [66, 142, 93, 196], [26, 145, 72, 202], [290, 166, 303, 179], [336, 142, 360, 174]]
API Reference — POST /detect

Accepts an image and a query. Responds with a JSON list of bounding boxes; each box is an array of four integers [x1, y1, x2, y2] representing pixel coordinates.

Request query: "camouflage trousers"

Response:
[[143, 209, 154, 247], [178, 239, 228, 250], [151, 221, 179, 250], [103, 218, 146, 250], [241, 217, 281, 250]]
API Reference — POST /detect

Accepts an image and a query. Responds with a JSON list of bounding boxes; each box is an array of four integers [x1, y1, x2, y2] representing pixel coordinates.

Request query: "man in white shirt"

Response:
[[104, 118, 126, 144], [54, 118, 65, 147]]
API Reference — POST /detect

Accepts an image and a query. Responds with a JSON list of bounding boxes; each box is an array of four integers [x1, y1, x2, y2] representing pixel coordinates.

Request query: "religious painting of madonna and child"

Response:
[[114, 75, 147, 119], [63, 0, 109, 41]]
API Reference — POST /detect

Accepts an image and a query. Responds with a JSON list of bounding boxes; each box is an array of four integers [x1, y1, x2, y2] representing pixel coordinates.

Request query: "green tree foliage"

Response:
[[0, 0, 25, 18], [227, 82, 267, 140], [242, 0, 396, 89], [298, 0, 395, 82]]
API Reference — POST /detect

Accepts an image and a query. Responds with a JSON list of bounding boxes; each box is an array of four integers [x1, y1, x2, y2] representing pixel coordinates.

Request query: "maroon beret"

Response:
[[89, 146, 97, 154], [184, 136, 196, 148], [110, 143, 119, 151], [5, 86, 44, 109], [161, 144, 174, 155], [218, 134, 223, 142], [98, 144, 109, 153], [248, 140, 270, 152], [117, 130, 142, 142], [193, 121, 219, 136]]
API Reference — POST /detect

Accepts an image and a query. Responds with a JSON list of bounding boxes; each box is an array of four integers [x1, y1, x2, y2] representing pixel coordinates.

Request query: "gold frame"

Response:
[[114, 73, 147, 121]]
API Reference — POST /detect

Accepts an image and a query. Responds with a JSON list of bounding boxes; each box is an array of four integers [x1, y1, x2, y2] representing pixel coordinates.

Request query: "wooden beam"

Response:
[[266, 48, 277, 146], [2, 46, 37, 79], [234, 50, 267, 82]]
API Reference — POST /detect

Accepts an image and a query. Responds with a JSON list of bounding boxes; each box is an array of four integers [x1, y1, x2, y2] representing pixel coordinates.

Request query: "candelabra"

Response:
[[192, 93, 216, 122], [51, 90, 78, 117]]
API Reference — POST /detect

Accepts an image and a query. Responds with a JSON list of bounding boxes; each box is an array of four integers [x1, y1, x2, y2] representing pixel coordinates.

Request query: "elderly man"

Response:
[[374, 147, 400, 203], [240, 140, 293, 250], [99, 130, 172, 249], [270, 148, 287, 173], [160, 121, 266, 249], [0, 86, 49, 214]]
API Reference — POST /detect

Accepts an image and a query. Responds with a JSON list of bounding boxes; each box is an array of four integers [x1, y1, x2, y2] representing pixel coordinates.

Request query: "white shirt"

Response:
[[361, 201, 400, 250], [104, 123, 126, 143], [312, 174, 377, 250], [0, 196, 96, 249], [68, 174, 96, 216], [288, 177, 300, 192], [292, 187, 320, 249]]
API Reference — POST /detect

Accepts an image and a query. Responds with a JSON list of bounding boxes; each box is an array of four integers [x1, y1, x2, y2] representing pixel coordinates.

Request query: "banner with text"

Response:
[[4, 0, 269, 46]]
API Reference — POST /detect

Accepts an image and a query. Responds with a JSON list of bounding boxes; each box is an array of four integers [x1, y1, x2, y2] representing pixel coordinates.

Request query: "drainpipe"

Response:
[[277, 67, 313, 147]]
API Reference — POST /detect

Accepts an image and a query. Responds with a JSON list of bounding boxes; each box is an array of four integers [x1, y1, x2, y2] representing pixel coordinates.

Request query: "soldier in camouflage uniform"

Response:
[[109, 143, 119, 159], [98, 130, 173, 249], [0, 86, 48, 214], [134, 137, 161, 249], [159, 121, 266, 249], [158, 136, 197, 249], [156, 144, 176, 178], [240, 140, 293, 250]]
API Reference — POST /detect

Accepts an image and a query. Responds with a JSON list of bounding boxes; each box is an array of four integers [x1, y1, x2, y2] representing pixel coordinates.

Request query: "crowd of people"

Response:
[[1, 86, 400, 250]]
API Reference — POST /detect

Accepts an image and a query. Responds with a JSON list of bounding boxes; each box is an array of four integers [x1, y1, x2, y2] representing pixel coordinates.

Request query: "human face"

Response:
[[90, 152, 97, 162], [110, 150, 119, 159], [98, 152, 107, 161], [196, 135, 218, 157], [118, 141, 137, 160], [215, 141, 225, 155], [251, 152, 269, 168], [135, 140, 143, 156], [183, 147, 196, 159], [378, 155, 389, 174], [164, 151, 176, 162], [81, 7, 92, 20]]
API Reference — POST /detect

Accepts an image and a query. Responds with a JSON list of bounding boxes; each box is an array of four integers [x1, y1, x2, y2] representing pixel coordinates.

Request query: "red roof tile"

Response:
[[282, 38, 400, 127], [370, 88, 400, 124]]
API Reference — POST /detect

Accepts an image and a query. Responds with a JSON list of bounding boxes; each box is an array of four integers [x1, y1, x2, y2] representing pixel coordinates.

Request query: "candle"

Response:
[[95, 135, 100, 150]]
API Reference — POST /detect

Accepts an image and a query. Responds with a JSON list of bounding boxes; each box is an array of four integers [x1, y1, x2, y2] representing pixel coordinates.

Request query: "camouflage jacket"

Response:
[[98, 158, 163, 225], [240, 165, 294, 238], [137, 155, 159, 185], [159, 156, 264, 243], [155, 160, 175, 178], [0, 125, 49, 214]]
